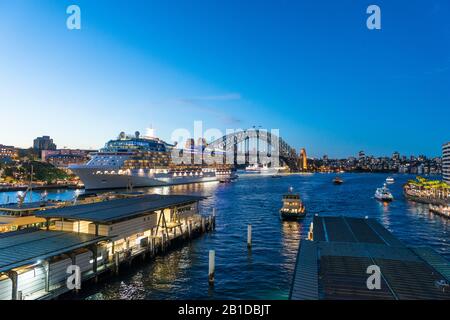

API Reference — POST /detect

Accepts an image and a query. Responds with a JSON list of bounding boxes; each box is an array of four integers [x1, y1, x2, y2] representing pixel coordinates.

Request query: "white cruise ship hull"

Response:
[[70, 166, 218, 190]]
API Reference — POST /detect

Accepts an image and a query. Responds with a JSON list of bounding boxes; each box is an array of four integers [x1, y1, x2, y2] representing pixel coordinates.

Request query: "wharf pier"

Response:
[[0, 194, 215, 300], [404, 193, 449, 206], [290, 215, 450, 300]]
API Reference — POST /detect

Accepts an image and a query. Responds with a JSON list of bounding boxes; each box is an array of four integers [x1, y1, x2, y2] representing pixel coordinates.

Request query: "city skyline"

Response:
[[0, 1, 449, 157], [1, 132, 447, 160]]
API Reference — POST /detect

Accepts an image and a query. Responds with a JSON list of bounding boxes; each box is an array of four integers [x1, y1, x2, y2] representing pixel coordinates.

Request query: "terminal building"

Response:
[[443, 142, 450, 185], [291, 216, 450, 300], [0, 194, 212, 300]]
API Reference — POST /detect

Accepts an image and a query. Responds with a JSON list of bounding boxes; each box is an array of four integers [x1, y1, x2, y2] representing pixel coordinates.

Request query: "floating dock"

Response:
[[290, 215, 450, 300], [0, 194, 215, 300]]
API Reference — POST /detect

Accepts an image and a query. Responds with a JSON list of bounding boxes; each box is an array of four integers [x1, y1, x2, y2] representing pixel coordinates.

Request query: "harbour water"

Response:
[[1, 173, 449, 300]]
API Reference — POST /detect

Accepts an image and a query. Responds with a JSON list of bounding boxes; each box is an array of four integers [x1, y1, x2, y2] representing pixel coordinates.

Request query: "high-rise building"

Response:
[[443, 142, 450, 185], [33, 136, 57, 154], [392, 151, 400, 161]]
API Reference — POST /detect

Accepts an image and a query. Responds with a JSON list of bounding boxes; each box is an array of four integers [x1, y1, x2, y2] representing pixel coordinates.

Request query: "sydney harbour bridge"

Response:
[[203, 129, 301, 172]]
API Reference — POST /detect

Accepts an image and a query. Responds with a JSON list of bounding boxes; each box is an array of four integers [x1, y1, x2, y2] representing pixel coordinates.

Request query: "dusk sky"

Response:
[[0, 0, 449, 158]]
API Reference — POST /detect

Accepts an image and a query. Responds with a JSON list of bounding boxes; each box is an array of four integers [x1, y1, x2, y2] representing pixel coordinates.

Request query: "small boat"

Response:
[[375, 183, 394, 202], [386, 177, 395, 184], [280, 187, 306, 220], [271, 175, 282, 179], [333, 177, 343, 185]]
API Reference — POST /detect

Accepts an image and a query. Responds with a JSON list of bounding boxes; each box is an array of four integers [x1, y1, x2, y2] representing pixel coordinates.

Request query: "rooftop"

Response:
[[291, 216, 450, 300], [0, 229, 107, 273], [36, 194, 205, 224]]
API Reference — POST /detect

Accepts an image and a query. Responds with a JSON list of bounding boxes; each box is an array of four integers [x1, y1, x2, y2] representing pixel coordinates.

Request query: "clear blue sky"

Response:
[[0, 0, 449, 158]]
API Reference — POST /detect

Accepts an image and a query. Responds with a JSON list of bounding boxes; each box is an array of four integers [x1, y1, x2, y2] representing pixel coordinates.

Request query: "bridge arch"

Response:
[[205, 129, 299, 171]]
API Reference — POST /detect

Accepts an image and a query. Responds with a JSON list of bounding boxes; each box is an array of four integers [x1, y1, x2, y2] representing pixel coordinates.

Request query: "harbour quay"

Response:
[[0, 194, 215, 300], [290, 216, 450, 300]]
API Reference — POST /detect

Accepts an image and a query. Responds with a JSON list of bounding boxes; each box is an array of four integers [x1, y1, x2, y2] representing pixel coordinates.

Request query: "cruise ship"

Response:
[[70, 131, 234, 190]]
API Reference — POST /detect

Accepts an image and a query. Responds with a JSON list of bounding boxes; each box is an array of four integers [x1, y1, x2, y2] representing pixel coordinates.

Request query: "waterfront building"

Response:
[[41, 149, 93, 168], [291, 216, 450, 300], [444, 142, 450, 185], [33, 136, 57, 154]]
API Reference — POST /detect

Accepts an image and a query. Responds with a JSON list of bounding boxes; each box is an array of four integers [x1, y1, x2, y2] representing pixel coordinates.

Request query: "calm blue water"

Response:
[[1, 173, 449, 300]]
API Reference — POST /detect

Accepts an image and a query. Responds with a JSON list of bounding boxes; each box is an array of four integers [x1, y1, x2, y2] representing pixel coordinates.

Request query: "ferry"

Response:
[[245, 163, 261, 173], [386, 176, 395, 184], [280, 187, 306, 220], [333, 177, 344, 185], [375, 183, 394, 202], [0, 191, 58, 233], [70, 131, 235, 190], [245, 163, 286, 175]]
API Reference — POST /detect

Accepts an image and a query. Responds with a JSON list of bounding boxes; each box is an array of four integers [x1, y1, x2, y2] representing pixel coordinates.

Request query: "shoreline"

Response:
[[404, 193, 449, 206], [0, 184, 83, 192]]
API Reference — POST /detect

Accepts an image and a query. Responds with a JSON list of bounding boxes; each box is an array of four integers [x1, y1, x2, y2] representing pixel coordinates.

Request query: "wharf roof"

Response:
[[0, 230, 106, 273], [291, 216, 450, 300], [36, 194, 205, 224]]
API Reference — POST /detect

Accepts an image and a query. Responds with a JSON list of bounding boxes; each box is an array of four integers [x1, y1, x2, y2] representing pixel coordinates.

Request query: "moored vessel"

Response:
[[280, 187, 306, 220], [70, 131, 235, 190], [245, 163, 286, 175]]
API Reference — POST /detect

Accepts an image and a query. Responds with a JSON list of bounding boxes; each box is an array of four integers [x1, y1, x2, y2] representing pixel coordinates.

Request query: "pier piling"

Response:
[[247, 225, 252, 249], [208, 250, 215, 285], [114, 252, 120, 275]]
